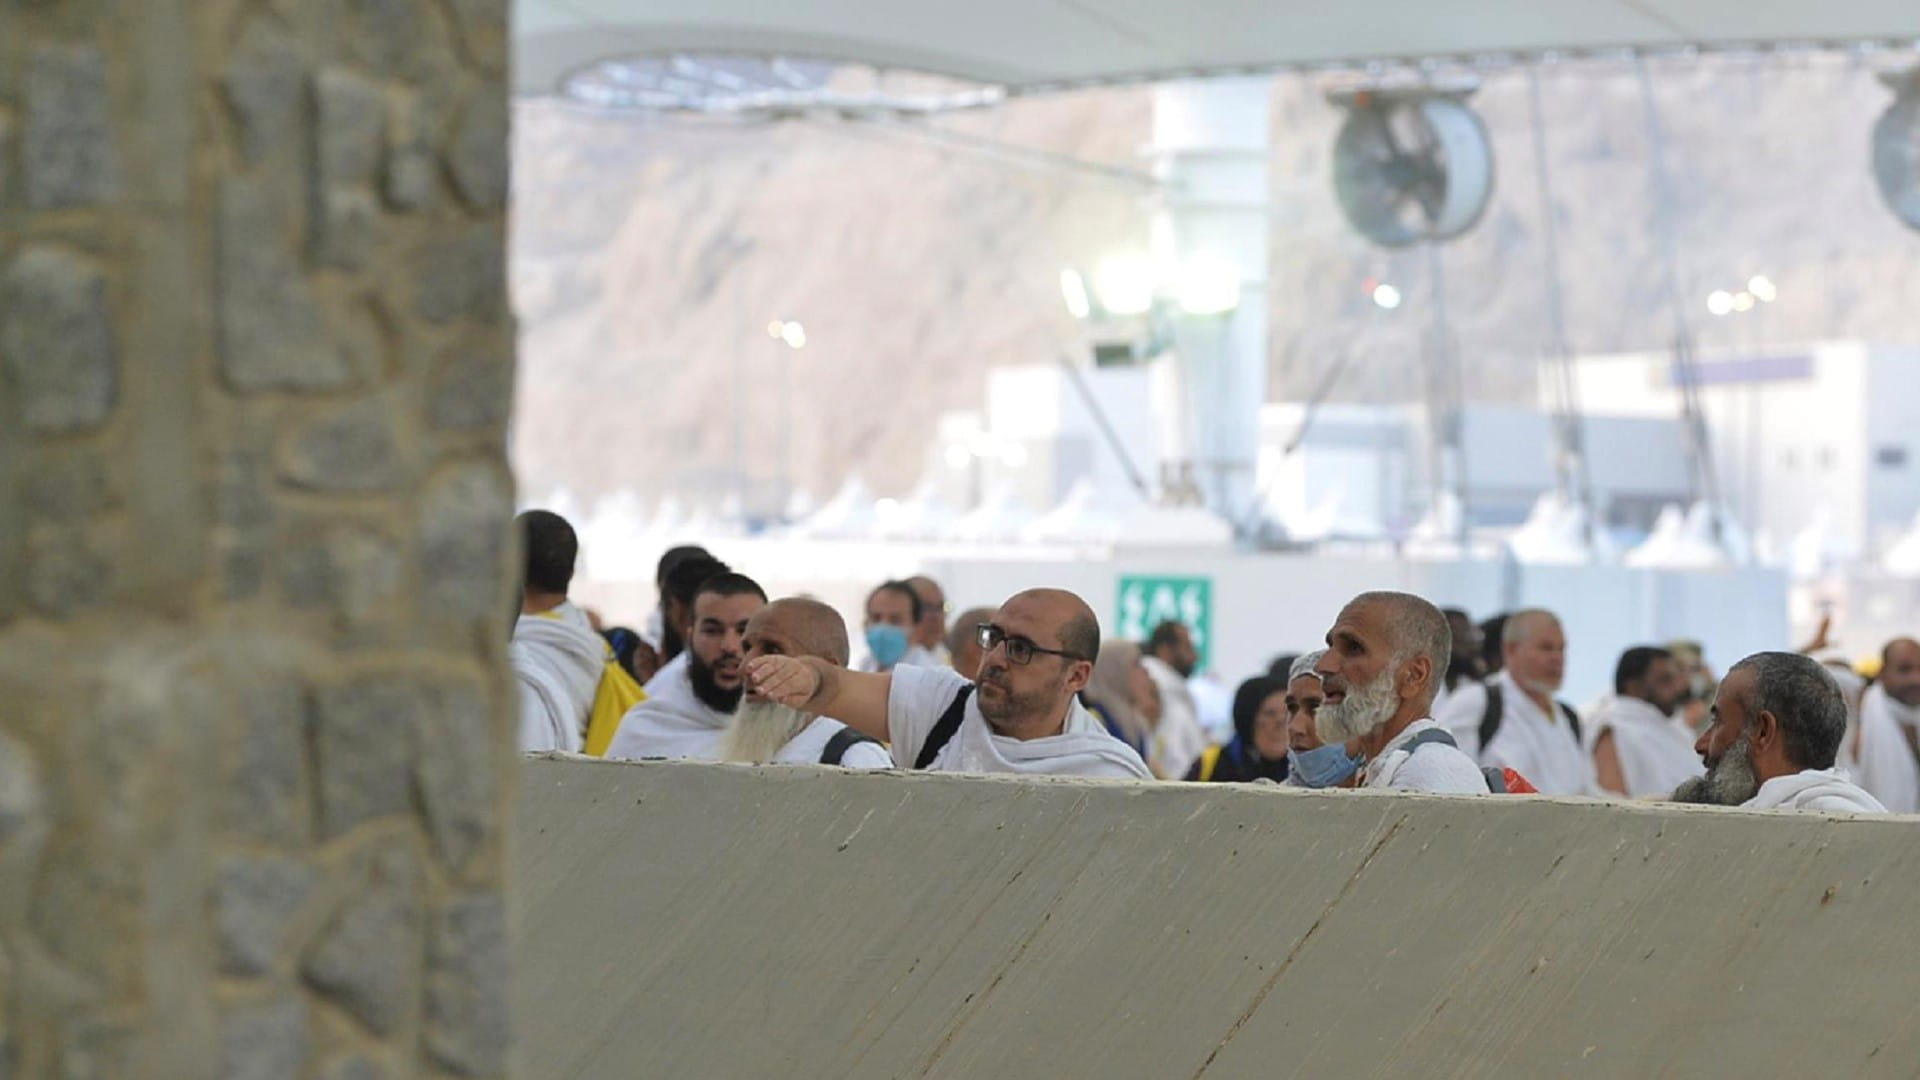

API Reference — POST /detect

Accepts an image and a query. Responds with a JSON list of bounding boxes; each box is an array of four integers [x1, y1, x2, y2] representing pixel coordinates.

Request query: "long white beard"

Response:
[[721, 701, 815, 764], [1316, 664, 1401, 744]]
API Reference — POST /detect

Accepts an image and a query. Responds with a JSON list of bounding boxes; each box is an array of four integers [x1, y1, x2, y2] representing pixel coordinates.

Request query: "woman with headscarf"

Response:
[[1186, 673, 1292, 783], [1083, 639, 1162, 775]]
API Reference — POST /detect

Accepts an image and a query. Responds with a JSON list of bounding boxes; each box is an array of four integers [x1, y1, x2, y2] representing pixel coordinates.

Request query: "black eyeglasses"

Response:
[[976, 623, 1087, 666]]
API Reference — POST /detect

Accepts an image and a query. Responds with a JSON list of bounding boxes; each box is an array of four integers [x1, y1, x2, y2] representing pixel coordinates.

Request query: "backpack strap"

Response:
[[913, 685, 974, 770], [1197, 744, 1224, 783], [1558, 701, 1582, 743], [820, 725, 880, 766], [1478, 683, 1505, 755], [1402, 728, 1508, 793]]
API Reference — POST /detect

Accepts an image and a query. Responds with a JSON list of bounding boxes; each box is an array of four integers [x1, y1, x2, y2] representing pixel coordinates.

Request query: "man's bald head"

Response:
[[1882, 637, 1920, 707], [1000, 588, 1100, 665], [744, 598, 851, 667], [1345, 591, 1451, 710]]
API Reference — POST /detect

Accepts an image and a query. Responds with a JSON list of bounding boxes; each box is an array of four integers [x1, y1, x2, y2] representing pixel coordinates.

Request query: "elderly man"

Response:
[[721, 598, 892, 769], [1437, 609, 1597, 796], [1674, 652, 1885, 812], [945, 606, 996, 678], [1589, 646, 1698, 798], [606, 573, 767, 761], [1855, 637, 1920, 813], [1314, 592, 1488, 794], [748, 588, 1151, 778], [905, 576, 951, 664]]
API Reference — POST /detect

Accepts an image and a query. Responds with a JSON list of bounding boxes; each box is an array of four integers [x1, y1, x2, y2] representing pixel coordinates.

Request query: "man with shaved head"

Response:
[[945, 606, 996, 678], [1436, 608, 1598, 795], [1313, 592, 1489, 794], [722, 599, 893, 769], [748, 588, 1151, 778], [1853, 636, 1920, 813]]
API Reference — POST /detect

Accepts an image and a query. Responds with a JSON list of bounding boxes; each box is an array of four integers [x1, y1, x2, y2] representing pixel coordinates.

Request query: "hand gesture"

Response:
[[746, 655, 820, 709]]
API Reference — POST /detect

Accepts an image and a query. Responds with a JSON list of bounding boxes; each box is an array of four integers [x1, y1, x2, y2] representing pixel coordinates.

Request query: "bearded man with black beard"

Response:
[[606, 574, 767, 761], [1672, 652, 1884, 813], [1313, 591, 1490, 794], [721, 599, 892, 769]]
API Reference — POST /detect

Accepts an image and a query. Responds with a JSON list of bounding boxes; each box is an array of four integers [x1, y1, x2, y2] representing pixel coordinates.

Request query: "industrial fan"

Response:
[[1873, 72, 1920, 231], [1330, 89, 1495, 248]]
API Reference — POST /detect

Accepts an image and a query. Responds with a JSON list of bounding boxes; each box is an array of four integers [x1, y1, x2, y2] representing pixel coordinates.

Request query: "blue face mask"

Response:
[[865, 624, 910, 669], [1287, 743, 1363, 789]]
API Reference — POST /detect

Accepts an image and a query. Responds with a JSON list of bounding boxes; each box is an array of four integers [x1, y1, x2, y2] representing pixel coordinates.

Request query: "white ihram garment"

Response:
[[1741, 769, 1887, 814], [1438, 670, 1598, 796], [605, 654, 733, 761], [1849, 685, 1920, 814], [1141, 656, 1208, 780], [1587, 695, 1702, 798], [511, 610, 603, 753]]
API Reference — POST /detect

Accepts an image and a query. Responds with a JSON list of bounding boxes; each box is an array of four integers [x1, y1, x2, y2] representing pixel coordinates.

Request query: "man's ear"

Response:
[[1752, 710, 1780, 755], [1400, 654, 1432, 700], [1065, 659, 1093, 696]]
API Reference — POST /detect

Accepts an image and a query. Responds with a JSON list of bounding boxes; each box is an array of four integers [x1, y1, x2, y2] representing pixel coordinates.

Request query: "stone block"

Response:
[[418, 463, 513, 622], [225, 679, 312, 846], [22, 451, 113, 524], [415, 678, 495, 875], [0, 732, 41, 852], [215, 854, 319, 978], [319, 1053, 390, 1080], [221, 995, 310, 1080], [415, 225, 506, 324], [313, 187, 378, 270], [425, 894, 510, 1077], [427, 335, 514, 431], [384, 92, 440, 212], [313, 676, 419, 838], [0, 108, 15, 209], [24, 44, 117, 209], [443, 0, 509, 74], [314, 68, 387, 190], [57, 1016, 136, 1080], [277, 400, 402, 492], [223, 21, 305, 165], [302, 846, 422, 1037], [1, 248, 119, 434], [351, 0, 427, 78], [447, 91, 508, 211], [282, 523, 403, 633], [24, 525, 108, 618], [216, 178, 352, 393]]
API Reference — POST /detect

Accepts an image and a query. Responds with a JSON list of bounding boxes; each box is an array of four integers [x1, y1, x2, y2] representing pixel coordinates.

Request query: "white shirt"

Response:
[[511, 607, 604, 754], [1364, 718, 1490, 795], [1141, 656, 1209, 780], [886, 665, 1152, 779], [605, 654, 733, 761], [1851, 685, 1920, 814], [1587, 695, 1702, 798], [1439, 670, 1598, 796], [771, 716, 894, 770], [1742, 769, 1888, 814]]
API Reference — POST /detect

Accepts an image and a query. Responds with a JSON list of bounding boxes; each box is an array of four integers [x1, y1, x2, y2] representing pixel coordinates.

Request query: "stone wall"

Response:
[[0, 2, 517, 1076]]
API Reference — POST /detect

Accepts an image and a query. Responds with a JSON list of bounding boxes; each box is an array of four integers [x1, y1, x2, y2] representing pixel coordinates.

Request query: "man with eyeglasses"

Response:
[[746, 588, 1152, 778]]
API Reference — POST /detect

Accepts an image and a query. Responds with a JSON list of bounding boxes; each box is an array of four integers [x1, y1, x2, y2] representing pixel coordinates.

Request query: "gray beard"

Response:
[[1672, 733, 1760, 806], [721, 701, 815, 765], [1316, 664, 1401, 745]]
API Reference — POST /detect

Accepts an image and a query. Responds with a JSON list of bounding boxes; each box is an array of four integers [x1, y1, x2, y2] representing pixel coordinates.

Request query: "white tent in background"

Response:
[[1401, 492, 1466, 557], [875, 478, 958, 540], [1022, 479, 1127, 545], [1884, 511, 1920, 576], [797, 475, 880, 538], [647, 496, 688, 541], [578, 491, 649, 582], [951, 484, 1033, 543], [1507, 493, 1593, 566], [1270, 490, 1345, 544], [783, 487, 817, 524], [1111, 503, 1234, 549], [1627, 503, 1729, 569]]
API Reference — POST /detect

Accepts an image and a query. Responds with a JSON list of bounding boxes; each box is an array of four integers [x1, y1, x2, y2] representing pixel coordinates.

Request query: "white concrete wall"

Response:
[[516, 758, 1920, 1080]]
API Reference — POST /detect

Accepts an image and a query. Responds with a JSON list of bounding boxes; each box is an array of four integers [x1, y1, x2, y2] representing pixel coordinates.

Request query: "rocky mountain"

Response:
[[510, 54, 1920, 510]]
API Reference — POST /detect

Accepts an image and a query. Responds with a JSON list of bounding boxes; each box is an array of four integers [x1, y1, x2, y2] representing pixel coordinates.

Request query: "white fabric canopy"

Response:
[[518, 0, 1920, 96]]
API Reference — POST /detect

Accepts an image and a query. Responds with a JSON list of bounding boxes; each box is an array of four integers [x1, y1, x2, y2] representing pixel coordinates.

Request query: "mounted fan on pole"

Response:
[[1329, 87, 1495, 544]]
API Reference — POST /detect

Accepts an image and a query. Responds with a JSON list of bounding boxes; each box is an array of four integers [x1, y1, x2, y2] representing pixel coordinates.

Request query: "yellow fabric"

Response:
[[585, 662, 645, 757], [1197, 744, 1222, 783]]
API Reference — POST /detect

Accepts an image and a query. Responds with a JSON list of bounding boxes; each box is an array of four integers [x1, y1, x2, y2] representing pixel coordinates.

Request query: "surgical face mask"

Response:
[[1288, 743, 1363, 789], [866, 624, 910, 669]]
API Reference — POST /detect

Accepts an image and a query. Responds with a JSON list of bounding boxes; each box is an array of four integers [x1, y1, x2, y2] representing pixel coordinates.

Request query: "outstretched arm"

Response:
[[746, 655, 894, 742]]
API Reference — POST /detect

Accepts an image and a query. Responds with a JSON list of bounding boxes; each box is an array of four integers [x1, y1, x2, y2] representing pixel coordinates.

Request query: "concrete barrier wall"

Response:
[[515, 758, 1920, 1079]]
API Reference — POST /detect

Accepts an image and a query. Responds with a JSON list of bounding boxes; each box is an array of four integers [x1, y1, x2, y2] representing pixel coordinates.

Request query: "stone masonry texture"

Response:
[[0, 1, 517, 1076]]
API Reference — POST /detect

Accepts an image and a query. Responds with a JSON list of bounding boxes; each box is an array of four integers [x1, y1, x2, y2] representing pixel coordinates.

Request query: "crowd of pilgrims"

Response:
[[512, 509, 1920, 814]]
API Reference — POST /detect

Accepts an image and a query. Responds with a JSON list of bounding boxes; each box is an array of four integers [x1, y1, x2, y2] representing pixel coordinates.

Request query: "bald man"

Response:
[[723, 599, 893, 769], [1436, 608, 1598, 796], [1853, 637, 1920, 813], [946, 606, 996, 678], [748, 589, 1151, 778]]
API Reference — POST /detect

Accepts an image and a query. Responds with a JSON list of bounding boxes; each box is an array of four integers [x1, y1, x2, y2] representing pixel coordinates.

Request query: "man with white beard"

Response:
[[1589, 646, 1699, 798], [1437, 609, 1598, 796], [1313, 592, 1489, 794], [1673, 652, 1885, 813], [723, 598, 893, 769], [1853, 637, 1920, 814], [605, 573, 766, 761]]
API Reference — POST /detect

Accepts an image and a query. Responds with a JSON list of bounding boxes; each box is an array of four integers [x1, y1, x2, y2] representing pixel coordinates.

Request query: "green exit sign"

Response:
[[1116, 575, 1212, 672]]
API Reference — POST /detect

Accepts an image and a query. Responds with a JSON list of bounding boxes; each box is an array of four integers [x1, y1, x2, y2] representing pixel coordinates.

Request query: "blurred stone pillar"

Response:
[[0, 1, 517, 1076]]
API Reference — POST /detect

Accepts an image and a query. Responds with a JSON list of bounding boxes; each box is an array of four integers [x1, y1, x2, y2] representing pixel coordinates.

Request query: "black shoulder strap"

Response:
[[820, 725, 879, 766], [1478, 683, 1505, 753], [1558, 701, 1582, 742], [913, 684, 974, 770], [1404, 728, 1505, 792]]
